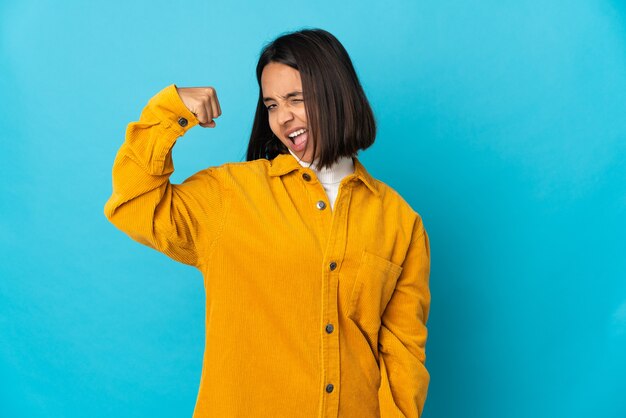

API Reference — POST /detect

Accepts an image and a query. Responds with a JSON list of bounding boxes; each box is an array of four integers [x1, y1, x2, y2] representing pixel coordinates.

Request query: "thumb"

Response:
[[199, 120, 216, 128]]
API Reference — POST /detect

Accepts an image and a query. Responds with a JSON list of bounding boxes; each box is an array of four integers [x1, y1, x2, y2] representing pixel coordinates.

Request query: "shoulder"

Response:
[[373, 178, 420, 215], [195, 158, 272, 188], [354, 156, 426, 230], [217, 158, 271, 175], [372, 177, 426, 234]]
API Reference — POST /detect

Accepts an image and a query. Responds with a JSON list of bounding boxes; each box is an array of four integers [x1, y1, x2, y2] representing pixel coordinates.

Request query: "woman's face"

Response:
[[261, 62, 316, 163]]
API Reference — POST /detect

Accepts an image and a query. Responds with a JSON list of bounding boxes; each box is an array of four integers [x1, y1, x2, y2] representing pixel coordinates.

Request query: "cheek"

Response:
[[268, 116, 286, 143], [268, 115, 278, 135], [297, 108, 308, 124]]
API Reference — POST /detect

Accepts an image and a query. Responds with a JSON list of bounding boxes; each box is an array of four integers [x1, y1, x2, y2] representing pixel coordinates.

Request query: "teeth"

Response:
[[288, 128, 307, 138]]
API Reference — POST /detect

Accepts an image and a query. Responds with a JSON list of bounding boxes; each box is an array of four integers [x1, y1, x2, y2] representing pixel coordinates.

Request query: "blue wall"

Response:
[[1, 1, 624, 417]]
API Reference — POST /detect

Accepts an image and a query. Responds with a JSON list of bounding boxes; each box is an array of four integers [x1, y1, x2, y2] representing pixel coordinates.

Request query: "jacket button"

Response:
[[325, 324, 334, 333], [302, 173, 311, 181], [316, 200, 326, 210], [329, 261, 337, 271], [178, 117, 188, 127], [325, 383, 334, 393]]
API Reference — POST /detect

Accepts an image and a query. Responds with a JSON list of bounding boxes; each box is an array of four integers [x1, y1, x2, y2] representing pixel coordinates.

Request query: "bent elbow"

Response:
[[103, 195, 118, 224]]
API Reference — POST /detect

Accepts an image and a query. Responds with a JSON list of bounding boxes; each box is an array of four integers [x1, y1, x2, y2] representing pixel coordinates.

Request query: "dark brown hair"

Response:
[[245, 28, 377, 170]]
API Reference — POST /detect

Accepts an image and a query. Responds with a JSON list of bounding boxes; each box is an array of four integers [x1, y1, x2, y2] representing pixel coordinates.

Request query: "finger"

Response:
[[208, 97, 219, 121], [199, 120, 216, 128], [213, 91, 222, 116], [204, 100, 214, 125], [194, 105, 210, 126], [198, 99, 215, 128]]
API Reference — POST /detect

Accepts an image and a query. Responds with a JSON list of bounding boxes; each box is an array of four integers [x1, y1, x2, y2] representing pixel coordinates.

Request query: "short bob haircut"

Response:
[[246, 28, 377, 170]]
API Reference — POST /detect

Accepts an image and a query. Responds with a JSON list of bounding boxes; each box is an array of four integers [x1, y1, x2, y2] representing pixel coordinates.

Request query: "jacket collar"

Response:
[[268, 153, 379, 196]]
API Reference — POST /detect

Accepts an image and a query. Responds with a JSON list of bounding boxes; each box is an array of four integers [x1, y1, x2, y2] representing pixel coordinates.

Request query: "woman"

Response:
[[104, 28, 431, 418]]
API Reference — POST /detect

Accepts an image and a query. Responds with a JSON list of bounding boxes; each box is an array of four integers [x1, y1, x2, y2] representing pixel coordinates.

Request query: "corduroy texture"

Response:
[[104, 84, 431, 418]]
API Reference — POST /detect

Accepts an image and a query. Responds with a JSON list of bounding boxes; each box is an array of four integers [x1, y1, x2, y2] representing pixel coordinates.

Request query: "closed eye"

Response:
[[265, 99, 303, 111]]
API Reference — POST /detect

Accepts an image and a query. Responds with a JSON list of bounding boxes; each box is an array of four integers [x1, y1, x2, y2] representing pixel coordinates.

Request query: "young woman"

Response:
[[104, 28, 431, 418]]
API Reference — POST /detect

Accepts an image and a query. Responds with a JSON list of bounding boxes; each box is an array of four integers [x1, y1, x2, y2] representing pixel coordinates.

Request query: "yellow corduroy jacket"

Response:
[[104, 84, 431, 418]]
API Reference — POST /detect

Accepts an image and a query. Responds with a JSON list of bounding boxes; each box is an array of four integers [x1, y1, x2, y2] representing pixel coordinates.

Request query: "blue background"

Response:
[[1, 0, 625, 417]]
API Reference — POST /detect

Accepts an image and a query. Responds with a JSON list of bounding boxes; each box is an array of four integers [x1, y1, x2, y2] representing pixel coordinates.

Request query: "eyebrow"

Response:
[[263, 91, 303, 103]]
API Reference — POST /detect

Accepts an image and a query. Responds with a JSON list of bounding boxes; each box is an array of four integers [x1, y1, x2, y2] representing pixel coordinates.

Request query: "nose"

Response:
[[277, 105, 294, 126]]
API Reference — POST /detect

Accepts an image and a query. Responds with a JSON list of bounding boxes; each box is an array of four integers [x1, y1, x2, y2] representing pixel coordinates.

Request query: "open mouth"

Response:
[[288, 128, 308, 143], [287, 128, 308, 151]]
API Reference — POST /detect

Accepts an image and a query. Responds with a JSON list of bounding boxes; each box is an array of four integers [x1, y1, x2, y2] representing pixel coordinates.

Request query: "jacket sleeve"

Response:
[[378, 217, 431, 418], [103, 84, 228, 268]]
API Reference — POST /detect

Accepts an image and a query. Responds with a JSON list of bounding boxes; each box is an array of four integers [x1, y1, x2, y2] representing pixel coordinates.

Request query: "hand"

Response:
[[175, 86, 222, 128]]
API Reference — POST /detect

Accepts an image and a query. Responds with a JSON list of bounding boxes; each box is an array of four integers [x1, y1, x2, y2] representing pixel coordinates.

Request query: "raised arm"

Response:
[[378, 217, 431, 418], [103, 84, 227, 268]]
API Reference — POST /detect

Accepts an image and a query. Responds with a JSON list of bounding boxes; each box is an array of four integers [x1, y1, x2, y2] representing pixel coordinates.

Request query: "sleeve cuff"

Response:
[[146, 84, 200, 134]]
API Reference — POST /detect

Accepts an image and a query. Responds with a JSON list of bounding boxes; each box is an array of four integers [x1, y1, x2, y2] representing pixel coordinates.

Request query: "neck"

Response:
[[288, 149, 355, 184]]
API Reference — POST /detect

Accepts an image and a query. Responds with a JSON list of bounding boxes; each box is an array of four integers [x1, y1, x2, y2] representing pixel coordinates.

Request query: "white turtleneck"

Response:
[[288, 148, 355, 211]]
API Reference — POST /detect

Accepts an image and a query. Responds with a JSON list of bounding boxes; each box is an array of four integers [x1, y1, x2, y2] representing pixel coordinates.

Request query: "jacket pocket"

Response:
[[348, 250, 403, 338]]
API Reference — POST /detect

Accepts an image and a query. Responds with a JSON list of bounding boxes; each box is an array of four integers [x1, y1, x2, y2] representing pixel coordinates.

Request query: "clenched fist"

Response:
[[175, 86, 222, 128]]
